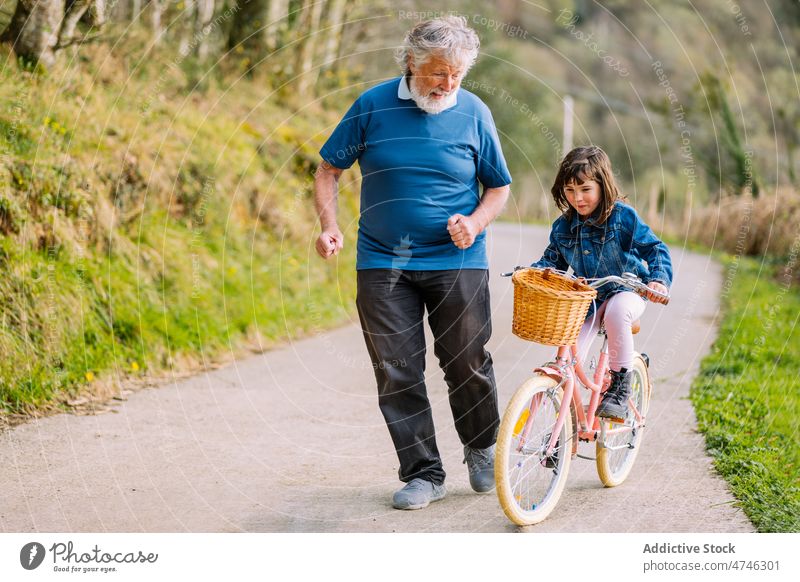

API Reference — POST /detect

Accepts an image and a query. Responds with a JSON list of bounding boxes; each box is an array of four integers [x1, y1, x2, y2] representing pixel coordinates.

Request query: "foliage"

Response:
[[691, 256, 800, 532], [0, 38, 358, 414], [687, 190, 800, 260]]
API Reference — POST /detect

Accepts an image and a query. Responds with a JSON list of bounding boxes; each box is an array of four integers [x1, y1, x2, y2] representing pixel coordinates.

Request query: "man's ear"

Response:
[[407, 56, 416, 75]]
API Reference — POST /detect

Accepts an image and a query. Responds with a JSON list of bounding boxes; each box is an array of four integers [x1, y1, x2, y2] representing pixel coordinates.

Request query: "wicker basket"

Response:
[[511, 268, 597, 346]]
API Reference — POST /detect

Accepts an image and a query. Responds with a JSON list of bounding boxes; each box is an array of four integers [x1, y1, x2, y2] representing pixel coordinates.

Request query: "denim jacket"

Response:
[[531, 201, 673, 312]]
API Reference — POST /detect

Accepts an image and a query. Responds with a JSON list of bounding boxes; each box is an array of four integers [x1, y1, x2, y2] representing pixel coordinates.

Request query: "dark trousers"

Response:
[[356, 269, 499, 486]]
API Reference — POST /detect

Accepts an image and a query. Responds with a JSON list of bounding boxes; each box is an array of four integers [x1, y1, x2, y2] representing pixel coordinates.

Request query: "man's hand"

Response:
[[313, 159, 345, 260], [447, 214, 481, 250], [644, 281, 669, 304], [316, 227, 344, 259]]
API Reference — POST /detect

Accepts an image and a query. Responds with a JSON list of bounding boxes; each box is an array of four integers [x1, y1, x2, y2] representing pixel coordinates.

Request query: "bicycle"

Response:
[[494, 268, 670, 526]]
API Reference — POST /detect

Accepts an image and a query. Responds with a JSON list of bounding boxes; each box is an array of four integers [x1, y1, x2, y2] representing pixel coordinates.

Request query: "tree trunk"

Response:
[[109, 0, 128, 20], [82, 0, 105, 25], [265, 0, 288, 50], [113, 0, 140, 22], [194, 0, 214, 59], [295, 0, 323, 96], [1, 0, 66, 68], [180, 0, 215, 59], [59, 0, 91, 48], [150, 0, 166, 44], [179, 0, 196, 56], [321, 0, 346, 70]]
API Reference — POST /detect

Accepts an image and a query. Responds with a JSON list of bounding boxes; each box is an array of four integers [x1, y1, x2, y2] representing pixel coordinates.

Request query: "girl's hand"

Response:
[[644, 281, 669, 304]]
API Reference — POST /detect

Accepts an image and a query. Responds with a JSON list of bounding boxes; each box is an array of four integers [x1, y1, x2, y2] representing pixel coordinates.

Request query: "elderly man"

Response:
[[314, 16, 511, 510]]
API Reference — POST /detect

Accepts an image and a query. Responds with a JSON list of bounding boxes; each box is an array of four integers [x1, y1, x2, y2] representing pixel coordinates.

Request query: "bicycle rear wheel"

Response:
[[596, 353, 651, 487], [495, 376, 572, 525]]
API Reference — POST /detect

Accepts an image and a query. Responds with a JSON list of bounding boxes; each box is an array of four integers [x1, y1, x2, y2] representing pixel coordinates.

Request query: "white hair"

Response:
[[394, 16, 481, 76]]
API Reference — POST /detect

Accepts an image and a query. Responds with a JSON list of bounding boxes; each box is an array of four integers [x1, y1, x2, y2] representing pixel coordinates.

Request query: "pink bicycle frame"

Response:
[[517, 335, 644, 458]]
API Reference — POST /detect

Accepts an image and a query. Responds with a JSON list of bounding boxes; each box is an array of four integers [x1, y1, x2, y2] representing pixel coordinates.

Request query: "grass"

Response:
[[0, 41, 360, 416], [690, 254, 800, 532], [5, 31, 797, 533]]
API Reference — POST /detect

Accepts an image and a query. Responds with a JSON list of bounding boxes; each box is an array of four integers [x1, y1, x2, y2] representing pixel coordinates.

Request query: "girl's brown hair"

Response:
[[551, 146, 622, 225]]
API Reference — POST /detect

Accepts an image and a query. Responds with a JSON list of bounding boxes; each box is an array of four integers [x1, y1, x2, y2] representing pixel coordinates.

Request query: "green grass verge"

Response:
[[690, 255, 800, 532], [0, 42, 359, 415]]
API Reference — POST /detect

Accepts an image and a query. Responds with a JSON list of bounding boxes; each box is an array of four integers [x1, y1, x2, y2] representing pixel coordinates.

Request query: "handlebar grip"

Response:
[[637, 286, 670, 305]]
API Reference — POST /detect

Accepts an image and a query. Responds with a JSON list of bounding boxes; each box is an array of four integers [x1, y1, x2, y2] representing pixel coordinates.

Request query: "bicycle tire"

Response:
[[595, 353, 651, 487], [495, 376, 573, 525]]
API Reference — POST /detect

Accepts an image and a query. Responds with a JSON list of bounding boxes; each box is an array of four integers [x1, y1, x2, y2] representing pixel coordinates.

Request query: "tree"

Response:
[[195, 0, 214, 59], [294, 0, 323, 95], [697, 72, 761, 197], [265, 0, 288, 50], [110, 0, 142, 21], [2, 0, 65, 68], [320, 0, 346, 70], [149, 0, 167, 44], [1, 0, 105, 68], [777, 106, 799, 186]]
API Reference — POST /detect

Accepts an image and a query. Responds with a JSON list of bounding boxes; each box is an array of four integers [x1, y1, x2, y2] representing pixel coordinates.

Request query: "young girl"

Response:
[[531, 146, 672, 421]]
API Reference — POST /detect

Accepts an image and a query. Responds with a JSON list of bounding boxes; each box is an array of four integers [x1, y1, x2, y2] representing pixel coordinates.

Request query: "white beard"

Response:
[[408, 77, 457, 115]]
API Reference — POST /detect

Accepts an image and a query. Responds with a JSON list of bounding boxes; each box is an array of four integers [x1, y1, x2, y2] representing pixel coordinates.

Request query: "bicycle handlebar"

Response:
[[501, 267, 670, 305], [590, 273, 670, 304]]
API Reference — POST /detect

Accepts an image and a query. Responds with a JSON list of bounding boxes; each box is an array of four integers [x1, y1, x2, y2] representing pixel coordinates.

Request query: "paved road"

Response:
[[0, 223, 754, 532]]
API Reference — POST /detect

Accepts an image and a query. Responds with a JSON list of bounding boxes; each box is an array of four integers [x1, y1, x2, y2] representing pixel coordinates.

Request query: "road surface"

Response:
[[0, 223, 754, 532]]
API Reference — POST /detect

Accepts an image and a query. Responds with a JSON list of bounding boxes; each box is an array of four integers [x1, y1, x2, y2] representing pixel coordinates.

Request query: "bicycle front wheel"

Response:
[[495, 376, 573, 526], [596, 353, 651, 487]]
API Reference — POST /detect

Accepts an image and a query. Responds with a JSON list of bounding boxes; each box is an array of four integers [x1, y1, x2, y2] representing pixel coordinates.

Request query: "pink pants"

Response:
[[575, 291, 646, 372]]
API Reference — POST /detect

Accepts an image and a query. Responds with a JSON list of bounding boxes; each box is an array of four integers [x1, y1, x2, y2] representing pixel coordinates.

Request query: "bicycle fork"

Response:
[[518, 347, 575, 461]]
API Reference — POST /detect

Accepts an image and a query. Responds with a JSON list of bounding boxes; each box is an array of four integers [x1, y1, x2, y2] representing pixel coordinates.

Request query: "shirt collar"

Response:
[[397, 75, 413, 100], [569, 209, 604, 232], [397, 75, 458, 111]]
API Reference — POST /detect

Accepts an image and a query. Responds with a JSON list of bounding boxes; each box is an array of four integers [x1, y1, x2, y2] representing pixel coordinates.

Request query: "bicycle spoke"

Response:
[[497, 378, 575, 524], [597, 362, 648, 484], [510, 423, 559, 500]]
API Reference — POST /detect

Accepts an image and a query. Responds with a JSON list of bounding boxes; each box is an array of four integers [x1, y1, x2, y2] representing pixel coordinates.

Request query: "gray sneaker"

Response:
[[463, 444, 496, 493], [392, 478, 446, 510]]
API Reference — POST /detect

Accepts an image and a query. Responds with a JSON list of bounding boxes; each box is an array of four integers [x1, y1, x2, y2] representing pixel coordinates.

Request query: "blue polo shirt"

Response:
[[320, 77, 512, 270]]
